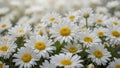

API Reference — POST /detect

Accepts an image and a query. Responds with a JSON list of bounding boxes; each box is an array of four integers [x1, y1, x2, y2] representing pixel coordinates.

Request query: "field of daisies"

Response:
[[0, 0, 120, 68]]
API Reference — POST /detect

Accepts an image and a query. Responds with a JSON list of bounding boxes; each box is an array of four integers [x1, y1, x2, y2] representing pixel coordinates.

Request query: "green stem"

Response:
[[85, 18, 88, 28]]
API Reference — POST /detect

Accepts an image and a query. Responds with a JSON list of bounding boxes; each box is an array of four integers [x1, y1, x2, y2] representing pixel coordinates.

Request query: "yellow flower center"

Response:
[[1, 24, 7, 28], [0, 64, 3, 68], [116, 64, 120, 68], [84, 36, 93, 43], [97, 31, 104, 37], [17, 29, 24, 33], [0, 45, 8, 52], [37, 25, 42, 29], [69, 15, 75, 20], [111, 30, 120, 37], [59, 27, 71, 36], [35, 42, 46, 50], [39, 31, 43, 36], [22, 53, 32, 63], [49, 17, 55, 21], [113, 21, 118, 25], [94, 50, 103, 58], [68, 46, 78, 53], [97, 19, 103, 23], [61, 59, 72, 66]]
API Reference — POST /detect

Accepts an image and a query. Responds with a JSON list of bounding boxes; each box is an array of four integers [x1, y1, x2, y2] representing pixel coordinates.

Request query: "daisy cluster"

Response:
[[0, 0, 120, 68]]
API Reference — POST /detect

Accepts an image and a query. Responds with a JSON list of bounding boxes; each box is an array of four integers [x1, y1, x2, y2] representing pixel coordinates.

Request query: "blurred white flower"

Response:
[[0, 7, 9, 15], [107, 1, 119, 9]]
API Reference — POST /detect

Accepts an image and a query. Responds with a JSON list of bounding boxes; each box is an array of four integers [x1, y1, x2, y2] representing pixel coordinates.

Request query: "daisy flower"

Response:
[[86, 44, 111, 65], [40, 60, 56, 68], [16, 16, 30, 25], [50, 53, 83, 68], [33, 29, 47, 36], [61, 43, 82, 54], [107, 58, 120, 68], [34, 23, 47, 31], [95, 7, 108, 14], [106, 26, 120, 45], [50, 21, 79, 44], [0, 41, 17, 59], [65, 11, 80, 23], [106, 17, 120, 27], [79, 30, 101, 47], [93, 27, 108, 37], [79, 8, 93, 19], [8, 24, 31, 37], [0, 34, 16, 43], [41, 12, 61, 24], [0, 20, 12, 33], [0, 61, 9, 68], [13, 47, 39, 68], [25, 35, 56, 58], [33, 23, 48, 36], [93, 14, 108, 26]]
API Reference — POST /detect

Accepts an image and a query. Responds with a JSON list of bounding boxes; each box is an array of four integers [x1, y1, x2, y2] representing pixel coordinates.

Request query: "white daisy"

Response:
[[33, 29, 48, 36], [86, 44, 111, 65], [106, 17, 120, 27], [106, 26, 120, 45], [16, 16, 30, 25], [41, 12, 61, 24], [50, 53, 83, 68], [64, 11, 80, 22], [107, 58, 120, 68], [0, 61, 9, 68], [34, 23, 47, 31], [13, 47, 39, 68], [61, 43, 82, 54], [40, 60, 56, 68], [93, 27, 108, 37], [25, 35, 56, 58], [27, 15, 41, 25], [93, 14, 108, 26], [79, 30, 101, 47], [8, 24, 31, 37], [0, 20, 12, 33], [50, 21, 79, 44], [0, 34, 16, 43], [0, 41, 17, 59], [79, 8, 93, 19], [95, 7, 108, 14], [33, 23, 48, 36]]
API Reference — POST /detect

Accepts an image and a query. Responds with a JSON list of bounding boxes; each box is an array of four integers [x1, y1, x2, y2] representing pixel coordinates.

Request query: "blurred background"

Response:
[[0, 0, 120, 21]]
